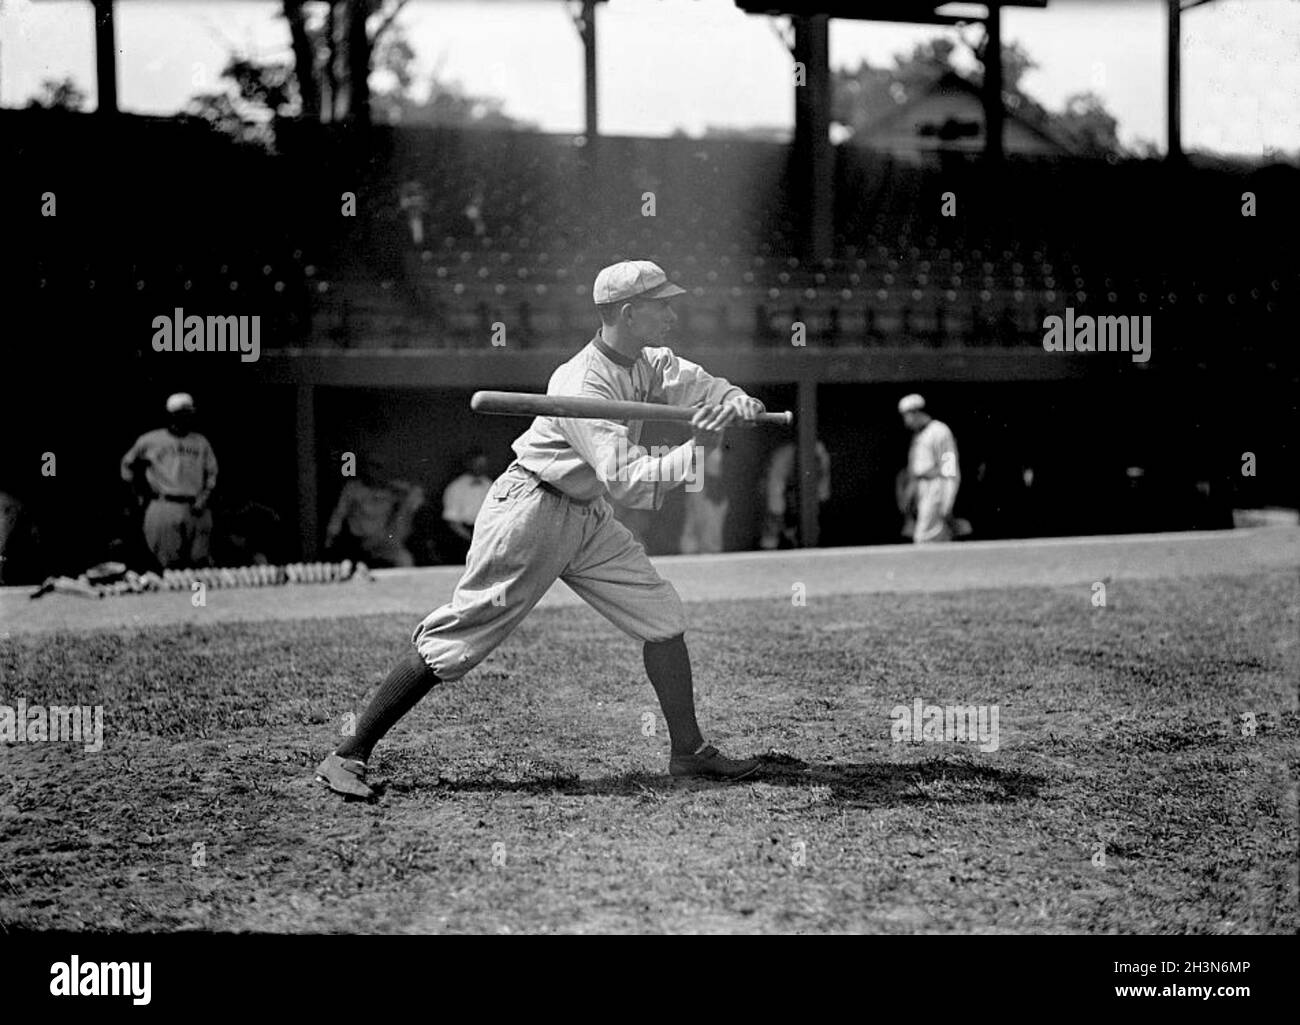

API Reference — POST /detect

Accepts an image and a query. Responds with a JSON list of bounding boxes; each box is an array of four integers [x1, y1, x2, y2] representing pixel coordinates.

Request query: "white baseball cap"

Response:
[[166, 392, 196, 414], [592, 260, 686, 305], [898, 393, 926, 414]]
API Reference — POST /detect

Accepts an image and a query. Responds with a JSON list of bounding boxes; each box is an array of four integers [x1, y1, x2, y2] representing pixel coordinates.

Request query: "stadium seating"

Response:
[[6, 112, 1292, 359]]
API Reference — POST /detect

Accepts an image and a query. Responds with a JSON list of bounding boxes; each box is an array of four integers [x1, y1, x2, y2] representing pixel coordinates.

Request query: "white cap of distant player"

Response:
[[166, 392, 195, 414], [898, 393, 926, 414], [592, 260, 686, 305]]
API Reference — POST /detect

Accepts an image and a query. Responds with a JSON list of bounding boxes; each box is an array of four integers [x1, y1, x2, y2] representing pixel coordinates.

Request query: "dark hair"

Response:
[[596, 302, 626, 327]]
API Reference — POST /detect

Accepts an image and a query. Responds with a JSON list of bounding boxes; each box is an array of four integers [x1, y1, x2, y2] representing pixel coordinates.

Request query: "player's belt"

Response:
[[159, 494, 197, 504], [516, 466, 596, 506]]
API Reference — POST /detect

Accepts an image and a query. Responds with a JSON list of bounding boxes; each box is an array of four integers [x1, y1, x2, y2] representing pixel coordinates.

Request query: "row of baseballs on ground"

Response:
[[159, 561, 371, 589], [29, 560, 373, 599]]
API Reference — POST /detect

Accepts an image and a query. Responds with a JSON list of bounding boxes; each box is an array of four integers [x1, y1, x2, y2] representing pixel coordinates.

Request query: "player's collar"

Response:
[[592, 331, 639, 369]]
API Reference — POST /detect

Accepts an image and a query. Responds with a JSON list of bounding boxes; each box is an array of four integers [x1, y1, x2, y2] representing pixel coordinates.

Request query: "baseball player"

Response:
[[324, 454, 425, 568], [316, 260, 768, 798], [440, 451, 494, 563], [898, 393, 960, 543], [119, 393, 218, 569], [678, 445, 728, 554], [759, 439, 830, 549]]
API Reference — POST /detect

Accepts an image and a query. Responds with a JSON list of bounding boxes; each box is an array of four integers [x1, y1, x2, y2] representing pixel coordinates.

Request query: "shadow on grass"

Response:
[[375, 753, 1045, 808]]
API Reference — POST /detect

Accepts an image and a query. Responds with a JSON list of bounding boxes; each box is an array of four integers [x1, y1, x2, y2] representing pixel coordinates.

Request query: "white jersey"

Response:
[[442, 473, 492, 526], [120, 428, 218, 500], [908, 418, 959, 543], [511, 332, 745, 510], [908, 419, 959, 483], [764, 441, 831, 514]]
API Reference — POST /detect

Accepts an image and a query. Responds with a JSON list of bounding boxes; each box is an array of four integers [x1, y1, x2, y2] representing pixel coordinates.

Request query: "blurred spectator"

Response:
[[440, 452, 493, 563], [464, 186, 487, 238], [898, 393, 961, 543], [119, 392, 218, 569], [214, 500, 284, 567], [680, 446, 729, 554], [760, 440, 830, 549], [0, 489, 41, 585], [399, 181, 428, 247], [325, 454, 425, 568], [895, 467, 917, 540]]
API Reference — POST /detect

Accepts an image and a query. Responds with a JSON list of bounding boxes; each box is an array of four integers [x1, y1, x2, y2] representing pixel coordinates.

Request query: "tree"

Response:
[[211, 0, 409, 128], [833, 34, 1128, 158], [370, 32, 536, 129], [188, 58, 299, 149], [832, 38, 958, 137], [1055, 92, 1122, 157], [187, 6, 530, 142], [28, 77, 87, 112]]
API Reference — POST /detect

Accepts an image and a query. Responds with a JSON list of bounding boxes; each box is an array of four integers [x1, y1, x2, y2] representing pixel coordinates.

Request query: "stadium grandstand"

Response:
[[2, 0, 1296, 574]]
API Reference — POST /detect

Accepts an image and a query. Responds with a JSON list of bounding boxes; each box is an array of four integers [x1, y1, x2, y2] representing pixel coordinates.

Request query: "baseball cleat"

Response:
[[315, 752, 375, 798], [669, 743, 760, 781]]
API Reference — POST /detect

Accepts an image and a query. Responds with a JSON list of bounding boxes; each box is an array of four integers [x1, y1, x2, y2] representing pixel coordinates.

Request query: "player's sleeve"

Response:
[[325, 481, 355, 542], [912, 432, 938, 479], [646, 347, 746, 409], [442, 478, 462, 522], [556, 380, 696, 510], [934, 425, 959, 481], [817, 441, 831, 502], [200, 439, 218, 501], [766, 444, 794, 513], [119, 435, 148, 483]]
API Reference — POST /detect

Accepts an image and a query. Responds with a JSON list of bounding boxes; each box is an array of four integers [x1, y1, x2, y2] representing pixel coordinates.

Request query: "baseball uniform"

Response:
[[760, 441, 830, 549], [317, 260, 767, 799], [679, 447, 728, 554], [411, 333, 747, 681], [326, 478, 424, 567], [908, 419, 960, 543], [120, 427, 218, 568], [439, 471, 492, 562]]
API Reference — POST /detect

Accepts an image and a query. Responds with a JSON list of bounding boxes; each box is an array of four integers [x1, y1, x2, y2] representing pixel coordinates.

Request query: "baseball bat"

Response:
[[470, 391, 794, 427]]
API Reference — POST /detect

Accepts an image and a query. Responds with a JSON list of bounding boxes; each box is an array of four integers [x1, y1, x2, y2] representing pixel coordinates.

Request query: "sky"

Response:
[[1, 0, 1297, 158]]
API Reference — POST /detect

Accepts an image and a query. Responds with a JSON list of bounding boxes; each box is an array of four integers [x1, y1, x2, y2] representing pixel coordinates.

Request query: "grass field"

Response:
[[1, 567, 1296, 934]]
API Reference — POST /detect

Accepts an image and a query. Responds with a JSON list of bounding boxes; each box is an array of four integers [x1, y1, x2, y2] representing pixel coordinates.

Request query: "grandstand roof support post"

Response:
[[797, 377, 820, 549], [296, 384, 319, 559], [982, 1, 1003, 163], [791, 14, 833, 264], [584, 0, 598, 140], [1167, 0, 1182, 162], [568, 0, 600, 142], [91, 0, 118, 115]]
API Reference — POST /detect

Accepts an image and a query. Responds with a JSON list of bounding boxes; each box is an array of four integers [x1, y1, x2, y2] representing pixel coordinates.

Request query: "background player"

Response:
[[316, 260, 769, 799], [898, 393, 960, 543], [440, 451, 494, 563], [119, 392, 218, 569], [759, 438, 831, 549], [324, 453, 425, 568]]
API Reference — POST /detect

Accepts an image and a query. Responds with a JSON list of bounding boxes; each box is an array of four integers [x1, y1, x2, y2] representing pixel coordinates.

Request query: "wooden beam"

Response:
[[92, 0, 117, 115], [792, 14, 833, 263], [983, 1, 1003, 162], [1167, 0, 1182, 162], [296, 384, 319, 558], [583, 0, 598, 139], [797, 376, 820, 548]]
